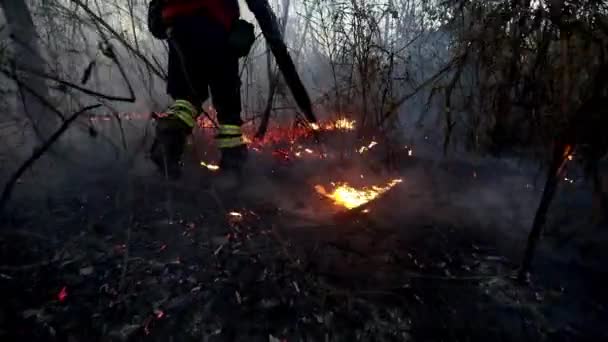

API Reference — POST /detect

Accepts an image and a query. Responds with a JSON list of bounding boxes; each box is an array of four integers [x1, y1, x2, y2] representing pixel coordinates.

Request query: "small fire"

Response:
[[315, 179, 403, 209], [228, 212, 243, 218], [200, 161, 220, 171], [357, 141, 378, 154], [330, 118, 356, 131]]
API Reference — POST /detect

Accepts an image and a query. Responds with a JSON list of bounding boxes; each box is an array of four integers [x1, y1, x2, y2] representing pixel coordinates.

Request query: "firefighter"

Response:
[[147, 0, 254, 179]]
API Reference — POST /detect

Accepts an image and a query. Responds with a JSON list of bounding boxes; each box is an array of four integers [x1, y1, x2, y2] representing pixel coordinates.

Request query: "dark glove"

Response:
[[148, 0, 168, 39], [228, 19, 256, 57]]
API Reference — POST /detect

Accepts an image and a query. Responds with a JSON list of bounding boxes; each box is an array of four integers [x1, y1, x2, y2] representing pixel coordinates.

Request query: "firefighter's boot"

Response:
[[150, 100, 197, 179], [214, 125, 248, 190], [219, 145, 248, 171], [216, 124, 248, 171]]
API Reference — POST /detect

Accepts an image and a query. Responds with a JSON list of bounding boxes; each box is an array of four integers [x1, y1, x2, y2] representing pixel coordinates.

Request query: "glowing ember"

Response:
[[228, 212, 242, 218], [200, 161, 220, 171], [357, 141, 378, 154], [155, 309, 165, 319], [311, 123, 320, 131], [315, 179, 403, 209], [58, 286, 68, 302]]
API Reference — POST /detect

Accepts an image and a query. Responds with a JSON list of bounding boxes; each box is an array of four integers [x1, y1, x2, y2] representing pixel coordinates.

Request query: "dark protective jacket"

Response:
[[162, 0, 240, 30]]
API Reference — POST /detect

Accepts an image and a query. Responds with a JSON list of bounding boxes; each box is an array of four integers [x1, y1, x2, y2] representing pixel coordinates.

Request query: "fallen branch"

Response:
[[0, 104, 102, 212]]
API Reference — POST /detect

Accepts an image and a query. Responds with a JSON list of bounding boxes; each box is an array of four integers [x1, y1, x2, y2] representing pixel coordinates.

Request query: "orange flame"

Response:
[[315, 179, 403, 209], [324, 118, 356, 131]]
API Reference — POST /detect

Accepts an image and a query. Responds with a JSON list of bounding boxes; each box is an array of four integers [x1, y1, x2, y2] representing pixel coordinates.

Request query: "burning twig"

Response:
[[228, 211, 243, 218], [200, 161, 220, 171]]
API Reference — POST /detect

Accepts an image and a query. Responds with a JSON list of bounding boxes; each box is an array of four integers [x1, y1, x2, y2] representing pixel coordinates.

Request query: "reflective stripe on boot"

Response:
[[218, 124, 242, 135], [215, 124, 246, 148], [167, 99, 197, 128], [217, 136, 245, 148]]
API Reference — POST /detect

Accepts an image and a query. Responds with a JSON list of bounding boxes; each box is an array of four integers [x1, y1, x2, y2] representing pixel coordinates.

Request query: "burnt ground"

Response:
[[0, 133, 607, 341]]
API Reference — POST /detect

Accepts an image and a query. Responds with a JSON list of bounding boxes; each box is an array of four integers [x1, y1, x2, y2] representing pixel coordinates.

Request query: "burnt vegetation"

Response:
[[0, 0, 607, 341]]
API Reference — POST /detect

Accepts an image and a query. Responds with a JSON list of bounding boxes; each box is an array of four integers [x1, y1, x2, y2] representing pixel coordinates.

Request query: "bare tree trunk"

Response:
[[519, 143, 570, 280], [1, 0, 57, 141]]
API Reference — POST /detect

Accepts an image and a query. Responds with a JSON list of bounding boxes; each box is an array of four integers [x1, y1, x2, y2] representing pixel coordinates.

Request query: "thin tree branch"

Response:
[[6, 51, 135, 103], [69, 0, 166, 80], [0, 104, 102, 212], [1, 68, 65, 121]]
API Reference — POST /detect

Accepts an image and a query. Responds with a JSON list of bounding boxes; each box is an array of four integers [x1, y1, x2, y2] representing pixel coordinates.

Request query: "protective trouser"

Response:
[[163, 13, 246, 164]]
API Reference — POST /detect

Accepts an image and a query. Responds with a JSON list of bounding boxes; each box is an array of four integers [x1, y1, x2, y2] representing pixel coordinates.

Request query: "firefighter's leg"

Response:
[[208, 52, 247, 171], [150, 99, 198, 178], [150, 40, 208, 179]]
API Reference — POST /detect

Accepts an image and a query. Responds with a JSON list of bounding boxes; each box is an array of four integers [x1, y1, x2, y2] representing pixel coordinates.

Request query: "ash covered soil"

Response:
[[1, 131, 607, 341]]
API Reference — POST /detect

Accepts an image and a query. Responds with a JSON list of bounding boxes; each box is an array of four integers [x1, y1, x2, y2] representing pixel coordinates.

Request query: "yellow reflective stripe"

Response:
[[172, 99, 196, 115], [172, 110, 195, 127], [168, 99, 197, 127], [218, 125, 241, 135], [216, 136, 245, 148]]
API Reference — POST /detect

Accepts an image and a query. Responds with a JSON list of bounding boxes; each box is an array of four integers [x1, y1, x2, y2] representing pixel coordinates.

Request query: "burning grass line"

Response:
[[315, 179, 403, 210]]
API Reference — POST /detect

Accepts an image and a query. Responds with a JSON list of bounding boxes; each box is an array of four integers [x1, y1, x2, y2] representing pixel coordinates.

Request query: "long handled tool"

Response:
[[244, 0, 318, 129]]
